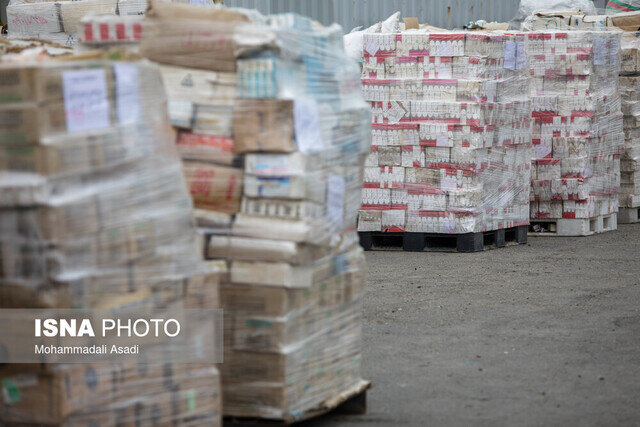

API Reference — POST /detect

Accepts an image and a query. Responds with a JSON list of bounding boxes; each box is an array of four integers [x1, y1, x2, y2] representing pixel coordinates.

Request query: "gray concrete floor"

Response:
[[311, 224, 640, 426]]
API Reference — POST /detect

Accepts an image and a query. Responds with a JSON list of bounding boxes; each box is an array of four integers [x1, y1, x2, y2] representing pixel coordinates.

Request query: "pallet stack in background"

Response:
[[6, 0, 147, 47], [618, 33, 640, 223], [0, 60, 221, 425], [140, 1, 371, 422], [525, 30, 625, 236], [357, 30, 532, 251]]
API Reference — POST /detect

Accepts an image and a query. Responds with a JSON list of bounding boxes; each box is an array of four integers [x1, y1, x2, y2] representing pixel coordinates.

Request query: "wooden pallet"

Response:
[[224, 380, 371, 426], [529, 213, 617, 236], [358, 225, 528, 253], [618, 207, 640, 224]]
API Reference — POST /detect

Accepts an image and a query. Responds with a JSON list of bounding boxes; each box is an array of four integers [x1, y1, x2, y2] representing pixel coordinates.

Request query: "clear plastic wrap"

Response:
[[619, 31, 640, 207], [6, 0, 146, 47], [607, 0, 640, 13], [525, 30, 625, 220], [140, 2, 370, 421], [357, 31, 532, 234], [0, 60, 221, 425]]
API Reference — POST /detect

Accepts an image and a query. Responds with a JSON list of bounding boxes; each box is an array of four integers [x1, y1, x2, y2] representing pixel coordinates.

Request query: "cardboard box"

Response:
[[208, 235, 329, 264], [233, 99, 296, 154], [177, 131, 236, 165], [182, 161, 243, 213], [140, 1, 252, 72]]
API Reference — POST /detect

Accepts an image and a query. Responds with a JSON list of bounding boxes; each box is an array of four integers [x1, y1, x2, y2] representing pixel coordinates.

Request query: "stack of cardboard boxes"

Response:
[[7, 0, 146, 47], [525, 31, 624, 232], [357, 30, 532, 234], [141, 2, 370, 421], [618, 33, 640, 222], [0, 60, 221, 425]]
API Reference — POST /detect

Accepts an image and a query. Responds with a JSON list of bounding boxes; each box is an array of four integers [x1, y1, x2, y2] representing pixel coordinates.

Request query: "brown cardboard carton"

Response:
[[141, 1, 251, 72], [0, 67, 35, 104], [233, 99, 296, 154], [182, 161, 243, 213], [176, 131, 236, 165]]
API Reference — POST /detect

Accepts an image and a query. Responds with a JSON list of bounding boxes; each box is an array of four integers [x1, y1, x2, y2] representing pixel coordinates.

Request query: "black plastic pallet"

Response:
[[359, 225, 528, 252]]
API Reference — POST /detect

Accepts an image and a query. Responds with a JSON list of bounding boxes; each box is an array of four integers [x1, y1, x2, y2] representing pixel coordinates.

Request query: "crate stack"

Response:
[[6, 0, 146, 47], [0, 60, 221, 425], [618, 32, 640, 223], [526, 31, 625, 235], [357, 31, 532, 251], [141, 2, 371, 422]]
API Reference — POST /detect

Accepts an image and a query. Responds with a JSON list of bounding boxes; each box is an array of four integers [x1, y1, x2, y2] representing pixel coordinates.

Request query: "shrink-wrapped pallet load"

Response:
[[0, 60, 221, 425], [524, 30, 624, 235], [357, 29, 532, 245], [141, 2, 371, 421]]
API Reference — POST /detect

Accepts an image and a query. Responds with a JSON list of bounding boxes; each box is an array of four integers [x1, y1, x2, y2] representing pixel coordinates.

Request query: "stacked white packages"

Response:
[[358, 31, 532, 234], [526, 31, 625, 221], [619, 33, 640, 209], [7, 0, 146, 47]]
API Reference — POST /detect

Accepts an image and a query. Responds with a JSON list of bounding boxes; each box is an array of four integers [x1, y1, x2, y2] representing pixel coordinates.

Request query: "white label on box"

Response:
[[594, 37, 606, 66], [326, 173, 345, 229], [365, 39, 380, 56], [62, 69, 110, 133], [516, 41, 527, 70], [294, 98, 323, 152], [387, 101, 406, 124], [189, 0, 207, 5], [610, 38, 618, 65], [533, 144, 552, 159], [436, 133, 449, 147], [504, 40, 516, 70], [114, 63, 140, 125]]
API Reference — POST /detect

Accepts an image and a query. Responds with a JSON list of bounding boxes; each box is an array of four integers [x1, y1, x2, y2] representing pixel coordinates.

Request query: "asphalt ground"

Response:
[[308, 224, 640, 426]]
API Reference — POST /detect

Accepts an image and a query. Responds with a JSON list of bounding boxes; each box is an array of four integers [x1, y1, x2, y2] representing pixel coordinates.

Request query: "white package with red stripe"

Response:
[[358, 31, 532, 233], [524, 31, 624, 220], [79, 13, 143, 45]]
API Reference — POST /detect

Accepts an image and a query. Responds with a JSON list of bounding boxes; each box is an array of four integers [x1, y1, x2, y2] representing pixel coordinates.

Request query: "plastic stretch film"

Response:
[[524, 31, 624, 220], [0, 60, 222, 425], [357, 31, 532, 234], [140, 1, 369, 421], [6, 0, 147, 47], [619, 32, 640, 208]]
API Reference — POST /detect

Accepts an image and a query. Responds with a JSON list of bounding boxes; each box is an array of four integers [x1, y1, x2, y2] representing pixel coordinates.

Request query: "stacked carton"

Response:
[[358, 31, 532, 234], [525, 31, 624, 228], [618, 33, 640, 220], [0, 60, 221, 425], [7, 0, 146, 47], [141, 2, 370, 421]]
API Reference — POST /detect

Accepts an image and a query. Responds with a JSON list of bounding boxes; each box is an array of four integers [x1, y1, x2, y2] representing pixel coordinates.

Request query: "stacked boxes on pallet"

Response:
[[357, 31, 532, 235], [525, 31, 624, 229], [141, 2, 370, 421], [0, 60, 221, 425], [618, 33, 640, 220], [6, 0, 146, 47]]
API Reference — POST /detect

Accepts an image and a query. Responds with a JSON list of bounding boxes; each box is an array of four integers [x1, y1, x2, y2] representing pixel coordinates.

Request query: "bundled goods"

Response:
[[524, 31, 625, 224], [0, 60, 221, 424], [77, 13, 143, 49], [617, 33, 640, 214], [6, 0, 147, 47], [357, 30, 532, 234], [141, 1, 371, 421]]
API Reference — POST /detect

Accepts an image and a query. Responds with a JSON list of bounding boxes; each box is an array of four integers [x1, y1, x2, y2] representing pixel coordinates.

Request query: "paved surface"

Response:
[[309, 224, 640, 426]]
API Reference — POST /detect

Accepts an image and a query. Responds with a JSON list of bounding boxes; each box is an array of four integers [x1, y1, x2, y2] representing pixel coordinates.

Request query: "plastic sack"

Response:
[[513, 0, 597, 28], [344, 12, 400, 62], [607, 0, 640, 13]]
